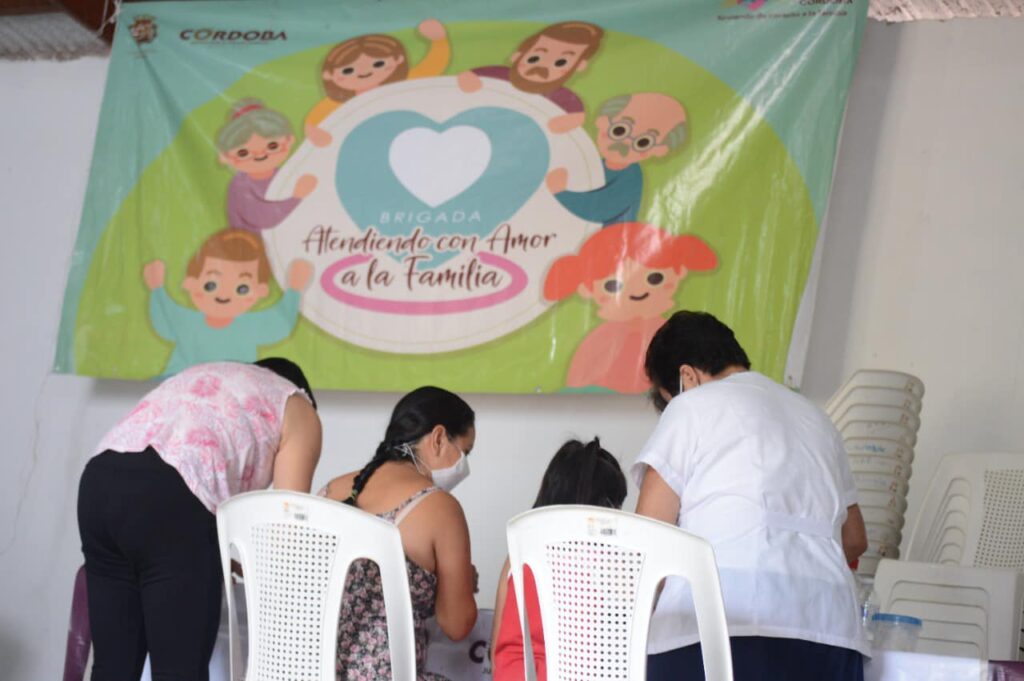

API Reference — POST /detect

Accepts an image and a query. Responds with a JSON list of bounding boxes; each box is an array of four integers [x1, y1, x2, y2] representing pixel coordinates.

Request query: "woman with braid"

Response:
[[320, 386, 478, 680]]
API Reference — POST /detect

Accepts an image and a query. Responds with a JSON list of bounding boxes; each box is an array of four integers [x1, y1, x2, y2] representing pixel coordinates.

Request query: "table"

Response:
[[867, 650, 1024, 681]]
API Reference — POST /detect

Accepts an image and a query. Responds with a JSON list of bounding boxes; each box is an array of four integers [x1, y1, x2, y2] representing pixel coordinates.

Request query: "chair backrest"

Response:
[[874, 558, 1024, 659], [830, 369, 925, 403], [506, 506, 733, 681], [826, 387, 923, 417], [216, 490, 417, 681], [906, 453, 1024, 568]]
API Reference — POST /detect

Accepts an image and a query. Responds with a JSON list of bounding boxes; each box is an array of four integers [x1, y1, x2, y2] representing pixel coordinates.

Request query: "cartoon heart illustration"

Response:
[[388, 126, 492, 208], [336, 107, 550, 265]]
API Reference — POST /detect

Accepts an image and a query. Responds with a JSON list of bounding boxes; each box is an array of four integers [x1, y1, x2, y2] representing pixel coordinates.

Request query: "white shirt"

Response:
[[632, 371, 869, 656]]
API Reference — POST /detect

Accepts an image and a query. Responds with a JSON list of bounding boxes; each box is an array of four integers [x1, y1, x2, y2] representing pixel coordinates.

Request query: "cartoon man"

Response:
[[457, 21, 604, 133], [546, 92, 688, 227], [143, 229, 313, 376]]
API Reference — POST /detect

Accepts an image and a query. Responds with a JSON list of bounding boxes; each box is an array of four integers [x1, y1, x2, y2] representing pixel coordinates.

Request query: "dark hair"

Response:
[[644, 311, 751, 412], [345, 386, 475, 506], [254, 357, 317, 410], [533, 438, 627, 510]]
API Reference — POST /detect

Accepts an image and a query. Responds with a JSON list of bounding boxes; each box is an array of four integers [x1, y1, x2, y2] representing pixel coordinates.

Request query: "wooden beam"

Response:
[[53, 0, 114, 42], [0, 0, 62, 16]]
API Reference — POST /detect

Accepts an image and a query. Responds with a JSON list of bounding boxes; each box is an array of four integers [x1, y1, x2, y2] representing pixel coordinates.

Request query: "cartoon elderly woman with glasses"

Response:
[[217, 98, 318, 233], [545, 92, 688, 228]]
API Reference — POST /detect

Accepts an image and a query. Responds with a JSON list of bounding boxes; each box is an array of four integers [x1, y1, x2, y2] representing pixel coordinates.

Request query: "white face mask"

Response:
[[430, 448, 470, 492], [400, 441, 471, 492]]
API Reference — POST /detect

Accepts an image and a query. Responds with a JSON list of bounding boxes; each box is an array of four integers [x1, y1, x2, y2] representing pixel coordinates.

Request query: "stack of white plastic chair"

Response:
[[826, 369, 924, 576], [874, 453, 1024, 659]]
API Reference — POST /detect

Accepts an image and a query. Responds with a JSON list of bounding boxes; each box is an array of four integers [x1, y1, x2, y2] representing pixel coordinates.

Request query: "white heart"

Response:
[[388, 126, 492, 208]]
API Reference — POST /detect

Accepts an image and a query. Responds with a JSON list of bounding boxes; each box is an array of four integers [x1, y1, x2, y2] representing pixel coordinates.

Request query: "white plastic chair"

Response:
[[862, 506, 906, 531], [506, 506, 733, 681], [216, 490, 417, 681], [906, 453, 1024, 568], [834, 404, 922, 434], [874, 559, 1024, 659], [840, 421, 918, 448], [850, 454, 912, 480], [845, 438, 914, 464], [874, 453, 1024, 660], [828, 369, 925, 404], [827, 387, 923, 417]]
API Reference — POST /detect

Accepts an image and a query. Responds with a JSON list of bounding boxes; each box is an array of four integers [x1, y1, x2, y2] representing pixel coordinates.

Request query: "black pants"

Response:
[[78, 449, 222, 681], [647, 636, 865, 681]]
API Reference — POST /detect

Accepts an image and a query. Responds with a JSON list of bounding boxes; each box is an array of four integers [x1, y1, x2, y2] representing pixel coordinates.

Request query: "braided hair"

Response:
[[345, 386, 475, 506], [532, 437, 627, 510]]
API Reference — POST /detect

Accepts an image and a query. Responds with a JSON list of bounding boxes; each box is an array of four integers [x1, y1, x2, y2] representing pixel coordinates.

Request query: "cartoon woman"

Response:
[[217, 98, 317, 233], [304, 19, 450, 147], [543, 222, 717, 393]]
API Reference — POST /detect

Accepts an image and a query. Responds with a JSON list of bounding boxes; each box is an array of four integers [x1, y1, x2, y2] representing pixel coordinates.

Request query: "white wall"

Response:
[[799, 18, 1024, 541], [2, 17, 1023, 679]]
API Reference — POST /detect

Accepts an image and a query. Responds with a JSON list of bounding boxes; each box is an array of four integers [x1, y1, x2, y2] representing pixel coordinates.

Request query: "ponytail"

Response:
[[533, 437, 627, 509], [345, 387, 475, 507]]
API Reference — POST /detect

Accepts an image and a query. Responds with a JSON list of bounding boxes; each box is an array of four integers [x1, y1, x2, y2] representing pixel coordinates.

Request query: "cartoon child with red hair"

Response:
[[544, 222, 717, 393]]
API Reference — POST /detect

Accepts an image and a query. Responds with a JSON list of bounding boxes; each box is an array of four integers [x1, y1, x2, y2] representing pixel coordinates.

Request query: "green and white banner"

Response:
[[55, 0, 866, 393]]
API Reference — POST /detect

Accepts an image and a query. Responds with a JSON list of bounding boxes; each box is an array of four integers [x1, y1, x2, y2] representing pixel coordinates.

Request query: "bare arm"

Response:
[[841, 504, 868, 565], [489, 558, 511, 666], [635, 466, 681, 524], [271, 394, 322, 492], [432, 494, 478, 640]]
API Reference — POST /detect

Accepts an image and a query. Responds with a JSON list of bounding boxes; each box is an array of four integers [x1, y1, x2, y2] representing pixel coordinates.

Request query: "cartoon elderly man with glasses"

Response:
[[546, 92, 688, 227]]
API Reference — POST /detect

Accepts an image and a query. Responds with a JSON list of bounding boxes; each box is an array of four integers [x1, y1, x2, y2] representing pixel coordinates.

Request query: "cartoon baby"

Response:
[[305, 19, 451, 147], [457, 21, 604, 133], [546, 93, 688, 227], [144, 229, 313, 376], [543, 222, 716, 393], [217, 99, 317, 233]]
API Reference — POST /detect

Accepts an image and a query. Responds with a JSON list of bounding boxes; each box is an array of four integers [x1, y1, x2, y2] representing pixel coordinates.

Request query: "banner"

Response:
[[55, 0, 866, 393]]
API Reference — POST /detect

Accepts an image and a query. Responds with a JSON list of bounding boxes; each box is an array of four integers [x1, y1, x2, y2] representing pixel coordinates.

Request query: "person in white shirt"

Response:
[[633, 311, 869, 681]]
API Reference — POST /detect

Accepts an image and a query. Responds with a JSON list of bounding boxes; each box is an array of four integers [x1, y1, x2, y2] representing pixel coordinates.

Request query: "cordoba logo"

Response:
[[179, 28, 287, 43], [129, 15, 157, 44]]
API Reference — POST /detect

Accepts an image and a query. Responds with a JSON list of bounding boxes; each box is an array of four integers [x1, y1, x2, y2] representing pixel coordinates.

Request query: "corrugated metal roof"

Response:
[[0, 0, 1021, 61], [0, 11, 106, 60], [869, 0, 1024, 21]]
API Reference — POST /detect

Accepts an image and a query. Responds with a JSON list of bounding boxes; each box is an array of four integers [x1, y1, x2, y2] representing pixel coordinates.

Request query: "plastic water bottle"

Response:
[[856, 575, 879, 642]]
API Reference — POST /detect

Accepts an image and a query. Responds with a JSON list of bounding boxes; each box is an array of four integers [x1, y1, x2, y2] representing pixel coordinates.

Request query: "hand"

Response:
[[230, 559, 244, 581], [546, 167, 569, 194], [143, 260, 165, 290], [457, 71, 482, 94], [305, 124, 333, 148], [417, 18, 447, 41], [548, 112, 585, 134], [293, 174, 317, 199], [287, 259, 314, 291]]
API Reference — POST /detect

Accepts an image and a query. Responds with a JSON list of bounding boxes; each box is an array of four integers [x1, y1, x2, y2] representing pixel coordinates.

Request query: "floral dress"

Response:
[[334, 486, 448, 681]]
